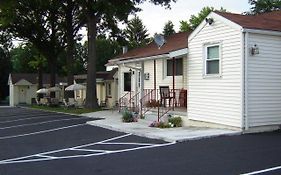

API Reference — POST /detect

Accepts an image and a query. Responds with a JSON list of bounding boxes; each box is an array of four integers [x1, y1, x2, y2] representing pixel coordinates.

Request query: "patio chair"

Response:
[[63, 99, 75, 108], [35, 98, 41, 105], [159, 86, 174, 107]]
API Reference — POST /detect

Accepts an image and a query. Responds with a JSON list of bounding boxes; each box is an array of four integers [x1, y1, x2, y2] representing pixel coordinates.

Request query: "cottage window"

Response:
[[205, 45, 220, 75], [167, 57, 183, 76], [107, 83, 111, 96], [124, 72, 131, 92]]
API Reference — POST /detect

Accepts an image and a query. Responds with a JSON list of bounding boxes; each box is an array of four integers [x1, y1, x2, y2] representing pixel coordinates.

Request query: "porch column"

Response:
[[154, 59, 156, 99], [139, 61, 145, 114], [134, 64, 138, 108], [172, 57, 175, 110]]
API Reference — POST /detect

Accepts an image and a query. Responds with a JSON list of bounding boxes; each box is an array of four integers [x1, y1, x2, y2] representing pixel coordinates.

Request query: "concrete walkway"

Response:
[[82, 110, 241, 142]]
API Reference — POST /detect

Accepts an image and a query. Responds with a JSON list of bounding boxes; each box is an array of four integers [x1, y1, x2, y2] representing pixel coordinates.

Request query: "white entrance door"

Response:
[[19, 86, 27, 104]]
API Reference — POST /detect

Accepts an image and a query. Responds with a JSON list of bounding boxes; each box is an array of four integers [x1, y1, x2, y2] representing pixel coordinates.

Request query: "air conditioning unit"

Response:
[[144, 73, 150, 80]]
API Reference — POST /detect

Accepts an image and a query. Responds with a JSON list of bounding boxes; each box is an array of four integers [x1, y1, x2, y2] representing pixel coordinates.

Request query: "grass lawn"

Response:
[[30, 105, 101, 114]]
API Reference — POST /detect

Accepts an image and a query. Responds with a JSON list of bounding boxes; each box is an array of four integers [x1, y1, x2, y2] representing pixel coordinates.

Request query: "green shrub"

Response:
[[122, 109, 137, 122], [158, 121, 171, 128], [168, 116, 182, 127]]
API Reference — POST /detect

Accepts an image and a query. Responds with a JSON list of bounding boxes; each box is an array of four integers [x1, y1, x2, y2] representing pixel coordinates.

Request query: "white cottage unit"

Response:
[[8, 73, 67, 106], [188, 11, 281, 131], [108, 32, 189, 117]]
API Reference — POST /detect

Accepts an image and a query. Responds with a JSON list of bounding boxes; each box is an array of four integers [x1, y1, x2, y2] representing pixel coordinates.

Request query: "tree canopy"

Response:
[[125, 15, 150, 49], [179, 6, 226, 32], [248, 0, 281, 14], [162, 20, 175, 37]]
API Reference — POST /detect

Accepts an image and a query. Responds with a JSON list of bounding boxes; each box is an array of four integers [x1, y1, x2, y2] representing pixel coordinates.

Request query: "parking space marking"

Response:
[[0, 117, 87, 130], [0, 123, 85, 140], [0, 133, 176, 165], [0, 115, 68, 124], [241, 165, 281, 175]]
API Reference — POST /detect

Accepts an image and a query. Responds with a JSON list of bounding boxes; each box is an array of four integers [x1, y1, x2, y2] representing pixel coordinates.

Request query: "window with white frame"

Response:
[[167, 57, 183, 76], [205, 45, 220, 75]]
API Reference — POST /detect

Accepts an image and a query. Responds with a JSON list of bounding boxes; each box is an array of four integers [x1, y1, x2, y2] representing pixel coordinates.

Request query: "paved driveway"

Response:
[[0, 107, 281, 175]]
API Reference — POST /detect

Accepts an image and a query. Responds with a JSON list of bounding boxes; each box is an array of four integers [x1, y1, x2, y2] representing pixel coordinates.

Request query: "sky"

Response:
[[134, 0, 251, 36]]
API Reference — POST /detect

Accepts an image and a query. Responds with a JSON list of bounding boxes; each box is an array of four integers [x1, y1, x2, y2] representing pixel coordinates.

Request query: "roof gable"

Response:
[[9, 73, 67, 85], [188, 12, 242, 42], [14, 79, 33, 86]]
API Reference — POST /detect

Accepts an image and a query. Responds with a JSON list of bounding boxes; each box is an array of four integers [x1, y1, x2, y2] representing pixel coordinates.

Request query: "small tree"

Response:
[[162, 20, 175, 37], [179, 20, 192, 32], [125, 15, 149, 49], [179, 6, 226, 31]]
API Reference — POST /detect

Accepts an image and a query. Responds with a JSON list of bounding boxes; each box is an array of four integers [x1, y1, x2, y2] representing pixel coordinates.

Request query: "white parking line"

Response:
[[0, 115, 66, 124], [241, 165, 281, 175], [0, 123, 85, 140], [0, 133, 176, 165], [0, 117, 87, 130]]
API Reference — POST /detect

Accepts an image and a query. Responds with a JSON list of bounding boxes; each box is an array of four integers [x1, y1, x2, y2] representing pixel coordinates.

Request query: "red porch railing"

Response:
[[140, 88, 187, 120]]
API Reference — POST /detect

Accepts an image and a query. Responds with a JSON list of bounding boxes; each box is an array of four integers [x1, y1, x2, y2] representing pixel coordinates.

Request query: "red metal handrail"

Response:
[[118, 92, 130, 112]]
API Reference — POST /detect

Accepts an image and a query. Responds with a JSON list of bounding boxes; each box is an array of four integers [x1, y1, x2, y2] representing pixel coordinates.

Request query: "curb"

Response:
[[86, 120, 242, 143]]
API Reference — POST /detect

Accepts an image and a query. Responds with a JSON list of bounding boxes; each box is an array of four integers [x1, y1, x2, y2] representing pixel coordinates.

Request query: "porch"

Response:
[[119, 88, 187, 121]]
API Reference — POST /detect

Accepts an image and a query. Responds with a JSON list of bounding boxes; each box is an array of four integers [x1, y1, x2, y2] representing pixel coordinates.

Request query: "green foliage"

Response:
[[125, 15, 150, 49], [10, 43, 47, 73], [96, 38, 121, 71], [162, 20, 175, 37], [179, 6, 226, 31], [189, 7, 214, 29], [179, 21, 192, 32], [248, 0, 281, 14], [168, 116, 182, 127], [122, 109, 137, 122], [158, 121, 170, 128]]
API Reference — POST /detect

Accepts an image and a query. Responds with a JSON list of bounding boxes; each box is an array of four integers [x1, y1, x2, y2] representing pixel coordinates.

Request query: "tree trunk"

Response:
[[85, 11, 98, 109], [37, 62, 43, 99], [48, 57, 56, 98], [65, 0, 74, 99]]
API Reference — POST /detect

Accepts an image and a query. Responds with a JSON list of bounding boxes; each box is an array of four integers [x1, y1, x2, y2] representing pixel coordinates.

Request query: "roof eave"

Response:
[[242, 28, 281, 36], [117, 53, 169, 64]]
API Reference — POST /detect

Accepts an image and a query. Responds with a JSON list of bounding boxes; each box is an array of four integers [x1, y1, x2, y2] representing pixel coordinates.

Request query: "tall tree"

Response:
[[82, 0, 176, 109], [248, 0, 281, 14], [0, 0, 65, 97], [0, 30, 12, 101], [125, 15, 149, 49], [162, 20, 175, 37], [61, 0, 86, 98]]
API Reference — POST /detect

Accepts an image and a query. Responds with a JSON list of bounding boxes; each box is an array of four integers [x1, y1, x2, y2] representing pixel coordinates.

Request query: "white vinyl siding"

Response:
[[188, 18, 242, 127], [247, 33, 281, 127]]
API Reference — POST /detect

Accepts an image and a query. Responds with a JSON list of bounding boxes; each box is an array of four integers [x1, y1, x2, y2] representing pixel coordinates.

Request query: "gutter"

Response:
[[243, 29, 281, 36], [116, 54, 169, 64]]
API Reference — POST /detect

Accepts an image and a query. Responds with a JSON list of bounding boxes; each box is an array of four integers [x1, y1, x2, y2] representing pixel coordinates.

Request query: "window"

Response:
[[124, 72, 131, 91], [107, 83, 111, 96], [205, 45, 220, 75], [167, 57, 183, 76], [138, 72, 141, 87]]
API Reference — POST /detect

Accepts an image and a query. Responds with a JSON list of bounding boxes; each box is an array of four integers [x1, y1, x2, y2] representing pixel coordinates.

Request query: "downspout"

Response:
[[242, 30, 249, 131], [244, 32, 249, 130]]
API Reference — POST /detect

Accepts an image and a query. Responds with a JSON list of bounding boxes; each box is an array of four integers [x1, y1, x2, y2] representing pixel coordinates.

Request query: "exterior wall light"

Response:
[[205, 18, 214, 25], [250, 44, 259, 56]]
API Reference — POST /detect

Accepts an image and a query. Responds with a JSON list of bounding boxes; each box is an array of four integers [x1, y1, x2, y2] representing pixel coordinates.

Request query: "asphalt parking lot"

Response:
[[0, 107, 281, 175]]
